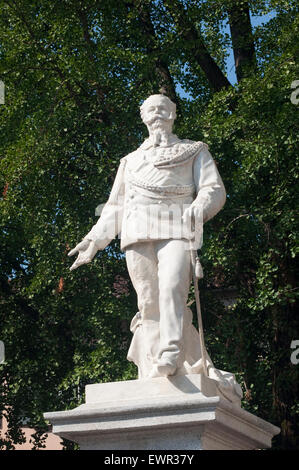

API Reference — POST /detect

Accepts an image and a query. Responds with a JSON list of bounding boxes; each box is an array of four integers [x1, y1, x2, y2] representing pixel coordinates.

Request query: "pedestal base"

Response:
[[44, 374, 279, 450]]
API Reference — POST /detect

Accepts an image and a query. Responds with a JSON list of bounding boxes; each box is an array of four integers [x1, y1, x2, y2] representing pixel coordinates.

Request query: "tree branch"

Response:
[[76, 8, 111, 125], [162, 0, 232, 92], [130, 1, 180, 110]]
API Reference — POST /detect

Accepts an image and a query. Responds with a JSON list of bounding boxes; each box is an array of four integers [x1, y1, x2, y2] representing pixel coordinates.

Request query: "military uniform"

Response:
[[86, 134, 226, 250], [85, 134, 228, 379]]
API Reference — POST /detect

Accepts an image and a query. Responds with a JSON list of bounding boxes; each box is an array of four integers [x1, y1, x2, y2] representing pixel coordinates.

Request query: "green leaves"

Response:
[[0, 0, 298, 450]]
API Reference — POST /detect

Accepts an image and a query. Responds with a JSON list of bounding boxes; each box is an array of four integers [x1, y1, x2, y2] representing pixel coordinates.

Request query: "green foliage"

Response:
[[0, 0, 298, 450], [197, 55, 299, 448]]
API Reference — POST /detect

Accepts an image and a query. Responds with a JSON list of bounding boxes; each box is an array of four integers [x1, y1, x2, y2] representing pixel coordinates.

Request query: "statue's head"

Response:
[[140, 94, 176, 127]]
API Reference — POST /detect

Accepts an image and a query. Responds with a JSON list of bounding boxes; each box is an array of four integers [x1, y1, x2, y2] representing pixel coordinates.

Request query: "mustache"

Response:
[[147, 115, 169, 125]]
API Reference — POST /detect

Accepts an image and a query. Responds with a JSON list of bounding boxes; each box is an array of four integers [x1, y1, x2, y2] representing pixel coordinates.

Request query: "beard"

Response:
[[147, 118, 173, 146]]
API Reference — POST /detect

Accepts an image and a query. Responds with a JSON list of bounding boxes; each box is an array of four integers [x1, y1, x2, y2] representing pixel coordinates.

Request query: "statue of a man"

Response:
[[68, 94, 242, 401]]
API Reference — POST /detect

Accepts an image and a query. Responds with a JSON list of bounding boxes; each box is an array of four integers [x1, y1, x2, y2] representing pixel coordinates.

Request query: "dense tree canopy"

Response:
[[0, 0, 298, 449]]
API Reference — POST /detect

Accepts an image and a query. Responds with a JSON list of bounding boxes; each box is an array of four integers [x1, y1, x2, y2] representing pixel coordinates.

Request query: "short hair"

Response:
[[140, 94, 177, 122]]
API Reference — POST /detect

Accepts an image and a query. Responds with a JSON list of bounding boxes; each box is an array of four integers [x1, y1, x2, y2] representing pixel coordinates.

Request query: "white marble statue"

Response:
[[68, 94, 242, 403]]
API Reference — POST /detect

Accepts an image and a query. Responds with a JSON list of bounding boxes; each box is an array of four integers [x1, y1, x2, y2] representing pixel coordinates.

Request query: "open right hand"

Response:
[[68, 239, 99, 271]]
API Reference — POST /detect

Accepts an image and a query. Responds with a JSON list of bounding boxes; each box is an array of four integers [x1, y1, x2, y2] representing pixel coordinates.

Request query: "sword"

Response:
[[189, 244, 208, 377]]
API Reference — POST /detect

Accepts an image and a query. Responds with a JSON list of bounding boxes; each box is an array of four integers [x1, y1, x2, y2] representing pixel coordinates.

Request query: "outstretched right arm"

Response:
[[68, 158, 126, 270], [68, 239, 99, 271]]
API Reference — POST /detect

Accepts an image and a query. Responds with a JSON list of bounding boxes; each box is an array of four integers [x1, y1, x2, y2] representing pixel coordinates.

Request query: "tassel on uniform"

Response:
[[195, 257, 203, 279], [57, 277, 64, 293]]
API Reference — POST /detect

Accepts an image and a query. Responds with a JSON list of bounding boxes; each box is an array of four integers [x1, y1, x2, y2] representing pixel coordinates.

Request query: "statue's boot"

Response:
[[147, 357, 177, 378]]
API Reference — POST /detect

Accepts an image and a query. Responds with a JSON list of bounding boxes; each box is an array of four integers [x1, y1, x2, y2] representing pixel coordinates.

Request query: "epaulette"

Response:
[[154, 141, 208, 168]]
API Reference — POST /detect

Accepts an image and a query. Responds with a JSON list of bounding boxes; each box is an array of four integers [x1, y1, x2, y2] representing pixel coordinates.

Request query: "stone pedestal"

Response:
[[44, 374, 279, 450]]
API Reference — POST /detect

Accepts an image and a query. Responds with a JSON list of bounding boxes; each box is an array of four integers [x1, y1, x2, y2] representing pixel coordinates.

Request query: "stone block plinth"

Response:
[[44, 374, 279, 450]]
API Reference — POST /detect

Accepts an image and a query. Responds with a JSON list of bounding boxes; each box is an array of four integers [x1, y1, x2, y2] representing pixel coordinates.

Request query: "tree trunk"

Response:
[[134, 3, 180, 109], [226, 0, 256, 82], [163, 0, 232, 92]]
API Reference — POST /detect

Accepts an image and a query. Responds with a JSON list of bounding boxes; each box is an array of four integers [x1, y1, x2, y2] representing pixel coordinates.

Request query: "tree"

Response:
[[0, 0, 298, 449]]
